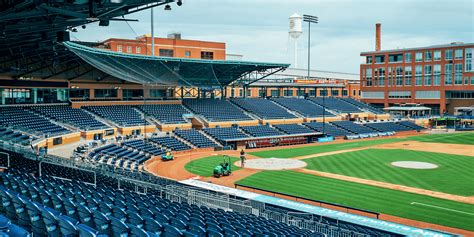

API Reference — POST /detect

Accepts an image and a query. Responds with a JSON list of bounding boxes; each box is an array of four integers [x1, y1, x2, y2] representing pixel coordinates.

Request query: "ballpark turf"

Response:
[[408, 132, 474, 145], [185, 155, 241, 177], [249, 138, 406, 158], [303, 149, 474, 196], [236, 171, 474, 231]]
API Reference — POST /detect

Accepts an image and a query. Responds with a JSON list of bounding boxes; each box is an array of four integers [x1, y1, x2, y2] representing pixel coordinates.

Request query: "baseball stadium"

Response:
[[0, 1, 473, 237]]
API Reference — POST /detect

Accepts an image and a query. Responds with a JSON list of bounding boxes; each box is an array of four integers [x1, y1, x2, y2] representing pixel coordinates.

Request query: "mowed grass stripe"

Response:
[[250, 138, 406, 158], [184, 155, 241, 177], [304, 149, 474, 196], [408, 132, 474, 145], [236, 171, 474, 231]]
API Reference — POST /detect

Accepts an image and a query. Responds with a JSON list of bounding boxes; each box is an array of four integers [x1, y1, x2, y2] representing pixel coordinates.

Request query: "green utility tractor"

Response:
[[161, 149, 174, 161], [213, 156, 232, 178]]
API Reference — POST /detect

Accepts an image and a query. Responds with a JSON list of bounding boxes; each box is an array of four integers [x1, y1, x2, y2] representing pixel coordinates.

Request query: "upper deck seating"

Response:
[[0, 107, 68, 136], [397, 121, 425, 130], [362, 122, 413, 132], [137, 104, 190, 124], [338, 98, 385, 114], [31, 105, 109, 130], [231, 98, 296, 119], [309, 97, 362, 113], [183, 99, 251, 122], [84, 105, 147, 127], [272, 98, 335, 117]]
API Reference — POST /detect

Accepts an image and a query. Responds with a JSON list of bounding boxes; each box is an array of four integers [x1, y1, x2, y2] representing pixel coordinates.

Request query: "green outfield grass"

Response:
[[185, 155, 241, 177], [408, 132, 474, 145], [236, 171, 474, 231], [303, 149, 474, 196], [249, 138, 406, 158]]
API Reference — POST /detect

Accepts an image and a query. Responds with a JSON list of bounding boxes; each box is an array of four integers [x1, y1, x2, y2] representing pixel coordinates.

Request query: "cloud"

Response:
[[74, 0, 473, 74]]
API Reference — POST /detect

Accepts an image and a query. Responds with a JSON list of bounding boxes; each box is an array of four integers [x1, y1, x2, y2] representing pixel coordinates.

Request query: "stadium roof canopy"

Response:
[[0, 0, 182, 81], [65, 41, 289, 87]]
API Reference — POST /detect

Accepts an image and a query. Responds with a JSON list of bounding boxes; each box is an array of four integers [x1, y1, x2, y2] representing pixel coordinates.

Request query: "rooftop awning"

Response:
[[64, 41, 289, 87], [383, 106, 431, 111]]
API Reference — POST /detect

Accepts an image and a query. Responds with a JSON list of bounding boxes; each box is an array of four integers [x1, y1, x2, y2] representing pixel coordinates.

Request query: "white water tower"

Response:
[[289, 13, 303, 68]]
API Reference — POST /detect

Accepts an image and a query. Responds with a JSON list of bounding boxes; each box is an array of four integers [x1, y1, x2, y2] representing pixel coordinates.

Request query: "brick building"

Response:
[[360, 25, 474, 115]]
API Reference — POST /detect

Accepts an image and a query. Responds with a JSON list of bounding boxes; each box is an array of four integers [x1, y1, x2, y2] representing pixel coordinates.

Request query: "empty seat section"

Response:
[[183, 99, 251, 122], [362, 122, 413, 132], [174, 129, 218, 148], [31, 105, 109, 130], [397, 121, 424, 130], [331, 121, 377, 134], [272, 98, 334, 117], [309, 97, 362, 113], [240, 125, 283, 137], [85, 105, 147, 127], [202, 127, 249, 143], [88, 144, 148, 171], [231, 98, 296, 119], [137, 104, 190, 124], [273, 124, 315, 134], [304, 122, 353, 137], [122, 139, 164, 156], [0, 127, 34, 146], [339, 98, 385, 114], [0, 107, 69, 135], [149, 136, 191, 151]]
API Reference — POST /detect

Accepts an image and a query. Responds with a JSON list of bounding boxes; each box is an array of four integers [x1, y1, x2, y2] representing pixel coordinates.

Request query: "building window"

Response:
[[284, 90, 293, 97], [471, 76, 474, 85], [150, 89, 166, 98], [320, 89, 328, 96], [424, 65, 432, 86], [404, 66, 412, 86], [69, 89, 90, 99], [353, 90, 356, 96], [159, 49, 174, 57], [309, 90, 316, 97], [455, 49, 463, 59], [364, 68, 373, 86], [270, 89, 280, 97], [445, 64, 453, 85], [136, 47, 141, 53], [455, 64, 463, 85], [405, 52, 412, 63], [239, 89, 243, 97], [415, 52, 423, 62], [366, 56, 372, 64], [424, 51, 432, 61], [389, 54, 403, 63], [331, 90, 339, 96], [201, 51, 214, 60], [396, 66, 403, 86], [94, 89, 117, 98], [123, 89, 143, 100], [342, 90, 348, 96], [375, 55, 384, 63], [126, 46, 132, 53], [445, 49, 453, 60], [415, 65, 422, 86], [465, 48, 473, 72], [377, 68, 385, 86], [434, 50, 441, 61], [433, 65, 441, 86], [185, 50, 191, 57], [117, 45, 122, 52]]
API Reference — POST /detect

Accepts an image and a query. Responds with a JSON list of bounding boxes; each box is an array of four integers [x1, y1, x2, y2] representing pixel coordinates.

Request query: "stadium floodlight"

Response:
[[177, 0, 183, 6], [302, 14, 318, 80], [164, 4, 172, 10]]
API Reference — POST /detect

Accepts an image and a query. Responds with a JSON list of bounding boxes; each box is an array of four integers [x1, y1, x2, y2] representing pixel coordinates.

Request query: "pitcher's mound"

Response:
[[391, 161, 438, 169], [235, 158, 307, 170]]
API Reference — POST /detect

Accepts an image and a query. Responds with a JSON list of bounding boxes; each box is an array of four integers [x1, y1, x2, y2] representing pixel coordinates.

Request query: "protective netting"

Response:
[[64, 41, 289, 87]]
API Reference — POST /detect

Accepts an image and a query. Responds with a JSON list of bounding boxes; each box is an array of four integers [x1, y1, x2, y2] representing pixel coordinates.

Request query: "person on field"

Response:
[[240, 149, 246, 168]]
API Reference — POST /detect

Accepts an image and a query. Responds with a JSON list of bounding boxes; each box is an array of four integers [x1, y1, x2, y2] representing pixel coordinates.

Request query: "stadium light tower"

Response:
[[303, 14, 318, 79]]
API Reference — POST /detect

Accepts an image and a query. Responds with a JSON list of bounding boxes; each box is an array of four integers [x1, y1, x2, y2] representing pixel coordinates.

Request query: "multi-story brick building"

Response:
[[360, 25, 474, 114], [102, 33, 226, 60]]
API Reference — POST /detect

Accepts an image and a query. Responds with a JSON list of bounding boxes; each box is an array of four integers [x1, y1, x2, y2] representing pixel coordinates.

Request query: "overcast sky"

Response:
[[74, 0, 473, 74]]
